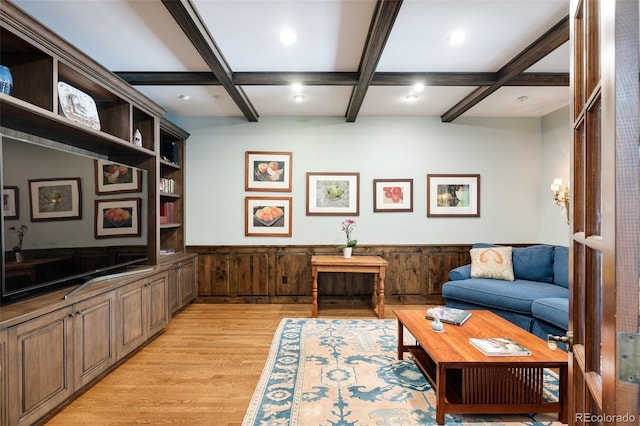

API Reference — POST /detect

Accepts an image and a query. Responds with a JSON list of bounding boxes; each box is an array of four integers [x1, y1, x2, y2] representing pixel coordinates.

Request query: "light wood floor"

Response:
[[43, 303, 430, 426]]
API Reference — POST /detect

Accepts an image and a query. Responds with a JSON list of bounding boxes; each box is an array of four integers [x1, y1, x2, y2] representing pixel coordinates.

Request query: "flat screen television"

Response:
[[1, 134, 150, 304]]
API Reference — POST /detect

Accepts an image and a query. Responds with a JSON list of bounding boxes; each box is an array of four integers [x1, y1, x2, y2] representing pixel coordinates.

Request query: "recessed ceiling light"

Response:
[[178, 94, 191, 101], [405, 94, 418, 103], [291, 83, 303, 93], [517, 95, 529, 102], [280, 28, 297, 46], [413, 83, 425, 92], [293, 94, 305, 102], [447, 30, 466, 45]]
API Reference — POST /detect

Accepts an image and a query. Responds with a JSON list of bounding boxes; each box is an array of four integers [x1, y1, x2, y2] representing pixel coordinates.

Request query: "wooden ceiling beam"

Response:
[[161, 0, 259, 122], [440, 15, 569, 122], [117, 71, 568, 87], [345, 0, 403, 122]]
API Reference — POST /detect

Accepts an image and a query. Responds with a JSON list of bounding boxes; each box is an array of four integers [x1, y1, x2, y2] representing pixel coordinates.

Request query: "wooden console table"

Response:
[[311, 255, 388, 319]]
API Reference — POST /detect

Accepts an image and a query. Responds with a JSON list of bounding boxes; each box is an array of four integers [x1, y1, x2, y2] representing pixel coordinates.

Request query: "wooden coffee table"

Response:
[[394, 309, 568, 424]]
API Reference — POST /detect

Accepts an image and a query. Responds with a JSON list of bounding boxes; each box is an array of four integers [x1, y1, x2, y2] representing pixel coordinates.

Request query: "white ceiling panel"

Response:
[[242, 86, 354, 116], [464, 86, 570, 117], [193, 0, 378, 71], [360, 86, 477, 116]]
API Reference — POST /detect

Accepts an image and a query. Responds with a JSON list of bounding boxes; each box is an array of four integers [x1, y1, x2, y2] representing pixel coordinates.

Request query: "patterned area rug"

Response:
[[243, 318, 563, 426]]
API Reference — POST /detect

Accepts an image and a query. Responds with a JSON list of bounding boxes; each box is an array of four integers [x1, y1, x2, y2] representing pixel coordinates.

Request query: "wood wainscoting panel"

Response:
[[235, 252, 269, 297], [428, 247, 471, 296], [275, 251, 310, 296], [196, 251, 231, 297], [190, 244, 473, 305], [386, 248, 424, 298]]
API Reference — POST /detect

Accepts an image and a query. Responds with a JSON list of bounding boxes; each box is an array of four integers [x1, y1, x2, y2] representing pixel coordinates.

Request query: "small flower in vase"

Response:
[[337, 219, 357, 249], [9, 224, 28, 252], [337, 219, 357, 258], [427, 307, 444, 332], [9, 224, 28, 262]]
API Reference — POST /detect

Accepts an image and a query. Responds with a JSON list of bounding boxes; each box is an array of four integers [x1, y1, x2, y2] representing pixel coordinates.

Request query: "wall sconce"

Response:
[[550, 178, 570, 223]]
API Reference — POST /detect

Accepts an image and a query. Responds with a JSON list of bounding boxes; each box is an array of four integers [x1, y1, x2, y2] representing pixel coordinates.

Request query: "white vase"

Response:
[[15, 252, 24, 263], [343, 247, 353, 258], [431, 317, 444, 332]]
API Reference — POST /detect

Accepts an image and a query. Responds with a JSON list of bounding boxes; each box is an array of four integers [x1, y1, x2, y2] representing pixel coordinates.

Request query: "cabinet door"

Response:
[[73, 292, 116, 389], [7, 307, 74, 426], [146, 274, 169, 337], [1, 328, 7, 426], [116, 280, 146, 359], [167, 265, 180, 314], [178, 259, 196, 307]]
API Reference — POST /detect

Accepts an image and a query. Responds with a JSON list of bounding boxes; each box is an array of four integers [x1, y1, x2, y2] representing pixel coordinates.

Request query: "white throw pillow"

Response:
[[470, 246, 515, 281]]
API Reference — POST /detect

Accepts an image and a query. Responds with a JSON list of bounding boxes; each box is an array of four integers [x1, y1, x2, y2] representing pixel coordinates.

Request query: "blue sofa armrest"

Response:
[[449, 264, 471, 281]]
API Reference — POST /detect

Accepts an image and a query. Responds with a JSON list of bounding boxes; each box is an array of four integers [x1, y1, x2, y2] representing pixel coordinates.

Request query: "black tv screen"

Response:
[[2, 134, 149, 304]]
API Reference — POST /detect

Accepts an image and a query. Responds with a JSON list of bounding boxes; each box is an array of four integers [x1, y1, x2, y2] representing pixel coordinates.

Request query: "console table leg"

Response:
[[311, 268, 318, 318], [377, 271, 385, 319]]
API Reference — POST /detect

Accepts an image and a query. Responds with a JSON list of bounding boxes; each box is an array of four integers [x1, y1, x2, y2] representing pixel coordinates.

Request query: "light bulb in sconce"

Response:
[[550, 177, 570, 223]]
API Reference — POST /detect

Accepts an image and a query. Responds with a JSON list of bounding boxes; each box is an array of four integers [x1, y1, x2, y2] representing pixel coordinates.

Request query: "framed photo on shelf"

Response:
[[28, 178, 82, 221], [427, 174, 480, 217], [95, 198, 141, 238], [95, 160, 142, 194], [245, 151, 292, 192], [373, 179, 413, 212], [306, 172, 359, 216], [3, 186, 19, 219], [245, 196, 292, 237]]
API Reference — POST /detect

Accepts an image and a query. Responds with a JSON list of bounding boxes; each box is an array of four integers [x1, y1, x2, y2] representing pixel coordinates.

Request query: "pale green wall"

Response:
[[173, 111, 571, 247]]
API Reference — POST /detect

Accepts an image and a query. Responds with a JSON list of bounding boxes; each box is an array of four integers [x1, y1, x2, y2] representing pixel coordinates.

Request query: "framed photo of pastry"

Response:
[[245, 196, 292, 237], [245, 151, 292, 192], [95, 160, 142, 194], [95, 198, 141, 238]]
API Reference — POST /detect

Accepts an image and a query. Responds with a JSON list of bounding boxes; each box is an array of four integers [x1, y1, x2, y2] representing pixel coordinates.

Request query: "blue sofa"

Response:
[[442, 243, 569, 343]]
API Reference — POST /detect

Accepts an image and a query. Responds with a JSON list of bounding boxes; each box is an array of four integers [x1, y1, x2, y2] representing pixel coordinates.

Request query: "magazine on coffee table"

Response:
[[425, 307, 472, 326], [469, 337, 531, 356]]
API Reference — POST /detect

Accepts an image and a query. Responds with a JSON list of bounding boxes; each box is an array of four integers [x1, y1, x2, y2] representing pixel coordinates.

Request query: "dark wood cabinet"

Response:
[[7, 307, 74, 426], [72, 292, 117, 389], [116, 273, 169, 359]]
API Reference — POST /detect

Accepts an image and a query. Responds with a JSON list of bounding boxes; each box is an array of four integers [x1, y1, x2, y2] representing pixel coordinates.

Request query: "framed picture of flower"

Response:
[[373, 179, 413, 212], [427, 174, 480, 217], [245, 151, 292, 192], [245, 196, 292, 237], [3, 186, 19, 220], [28, 178, 82, 221], [306, 172, 359, 216]]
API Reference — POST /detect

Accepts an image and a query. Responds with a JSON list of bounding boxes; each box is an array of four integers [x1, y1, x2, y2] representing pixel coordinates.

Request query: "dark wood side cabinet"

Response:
[[168, 255, 198, 315]]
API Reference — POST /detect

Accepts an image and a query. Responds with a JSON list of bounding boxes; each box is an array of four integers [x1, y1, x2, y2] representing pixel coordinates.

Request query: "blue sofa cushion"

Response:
[[531, 297, 569, 330], [472, 243, 554, 283], [553, 246, 569, 288], [442, 278, 569, 314], [449, 264, 471, 281]]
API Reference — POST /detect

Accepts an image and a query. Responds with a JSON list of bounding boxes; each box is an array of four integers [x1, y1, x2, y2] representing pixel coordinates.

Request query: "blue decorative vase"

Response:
[[0, 65, 13, 95]]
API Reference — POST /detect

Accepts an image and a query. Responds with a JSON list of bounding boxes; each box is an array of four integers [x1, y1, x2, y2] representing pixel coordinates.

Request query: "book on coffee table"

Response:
[[425, 307, 472, 326], [469, 337, 531, 356]]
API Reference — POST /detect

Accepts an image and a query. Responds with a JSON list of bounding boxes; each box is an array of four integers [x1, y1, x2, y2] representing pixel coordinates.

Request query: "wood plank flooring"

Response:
[[43, 303, 430, 426]]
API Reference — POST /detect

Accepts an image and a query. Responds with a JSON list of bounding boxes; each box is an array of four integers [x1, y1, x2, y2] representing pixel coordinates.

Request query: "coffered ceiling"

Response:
[[12, 0, 570, 122]]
